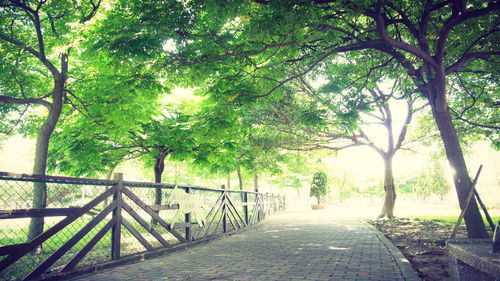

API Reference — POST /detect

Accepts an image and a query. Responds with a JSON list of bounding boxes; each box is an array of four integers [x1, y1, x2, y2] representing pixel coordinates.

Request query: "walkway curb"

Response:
[[364, 221, 421, 281]]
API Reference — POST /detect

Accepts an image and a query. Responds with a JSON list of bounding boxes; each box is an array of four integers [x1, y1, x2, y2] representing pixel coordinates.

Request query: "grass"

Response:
[[0, 218, 114, 281], [408, 215, 500, 238], [410, 215, 499, 226]]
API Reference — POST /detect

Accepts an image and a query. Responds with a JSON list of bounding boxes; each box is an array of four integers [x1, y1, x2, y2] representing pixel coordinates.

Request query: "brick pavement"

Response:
[[69, 210, 419, 281]]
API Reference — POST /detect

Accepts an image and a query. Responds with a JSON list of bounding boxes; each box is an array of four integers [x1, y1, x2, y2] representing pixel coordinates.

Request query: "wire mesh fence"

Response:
[[0, 175, 113, 281], [0, 172, 286, 281]]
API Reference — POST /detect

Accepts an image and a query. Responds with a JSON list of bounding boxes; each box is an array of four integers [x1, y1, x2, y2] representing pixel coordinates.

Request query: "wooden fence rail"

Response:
[[0, 171, 286, 281]]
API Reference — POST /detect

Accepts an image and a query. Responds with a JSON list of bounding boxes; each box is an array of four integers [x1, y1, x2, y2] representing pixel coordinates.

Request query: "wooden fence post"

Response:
[[111, 173, 123, 260], [185, 187, 191, 241], [221, 185, 227, 233], [266, 193, 270, 216], [256, 193, 261, 222], [243, 192, 249, 225]]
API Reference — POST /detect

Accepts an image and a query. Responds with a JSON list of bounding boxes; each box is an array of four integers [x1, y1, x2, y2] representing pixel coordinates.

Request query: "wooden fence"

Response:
[[0, 171, 285, 281]]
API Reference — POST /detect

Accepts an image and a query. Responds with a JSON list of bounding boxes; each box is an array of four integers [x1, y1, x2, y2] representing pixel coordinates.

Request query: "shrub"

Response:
[[310, 171, 328, 204]]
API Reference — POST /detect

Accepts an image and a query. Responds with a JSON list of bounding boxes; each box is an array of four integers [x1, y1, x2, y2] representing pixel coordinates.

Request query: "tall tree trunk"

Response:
[[430, 93, 488, 238], [237, 167, 243, 191], [227, 173, 231, 189], [106, 169, 114, 180], [152, 152, 166, 225], [237, 167, 244, 201], [174, 163, 178, 185], [154, 154, 165, 182], [378, 155, 396, 219], [253, 173, 258, 192], [27, 55, 66, 241], [103, 167, 115, 209]]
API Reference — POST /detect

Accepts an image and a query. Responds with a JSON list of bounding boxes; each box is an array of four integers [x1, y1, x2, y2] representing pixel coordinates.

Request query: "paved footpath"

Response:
[[70, 211, 419, 281]]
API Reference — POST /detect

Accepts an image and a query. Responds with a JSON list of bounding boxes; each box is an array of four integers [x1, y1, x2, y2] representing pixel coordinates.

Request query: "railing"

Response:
[[0, 171, 286, 281]]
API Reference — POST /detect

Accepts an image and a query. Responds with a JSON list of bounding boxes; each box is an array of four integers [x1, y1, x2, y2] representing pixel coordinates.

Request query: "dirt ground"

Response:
[[369, 218, 469, 281]]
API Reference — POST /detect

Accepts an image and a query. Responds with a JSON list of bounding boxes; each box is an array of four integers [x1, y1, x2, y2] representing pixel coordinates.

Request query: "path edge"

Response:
[[363, 221, 421, 281]]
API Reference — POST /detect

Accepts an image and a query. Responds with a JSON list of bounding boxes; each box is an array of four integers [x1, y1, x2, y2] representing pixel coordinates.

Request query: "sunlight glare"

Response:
[[328, 246, 348, 250], [162, 39, 177, 53], [160, 87, 205, 113]]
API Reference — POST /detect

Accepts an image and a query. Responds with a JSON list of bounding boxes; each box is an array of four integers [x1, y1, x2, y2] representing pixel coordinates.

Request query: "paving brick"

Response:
[[68, 211, 416, 281]]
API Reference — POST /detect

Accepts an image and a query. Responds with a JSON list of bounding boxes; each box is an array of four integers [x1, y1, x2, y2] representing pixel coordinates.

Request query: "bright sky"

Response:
[[1, 123, 497, 187], [0, 134, 35, 173]]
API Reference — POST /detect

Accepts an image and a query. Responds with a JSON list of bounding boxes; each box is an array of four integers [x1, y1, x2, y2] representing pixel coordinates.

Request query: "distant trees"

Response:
[[415, 159, 452, 200], [330, 173, 355, 202]]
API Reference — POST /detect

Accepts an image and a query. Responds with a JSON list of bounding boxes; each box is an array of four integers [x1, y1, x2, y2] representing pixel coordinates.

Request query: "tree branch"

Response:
[[445, 51, 500, 74], [0, 32, 42, 60], [3, 105, 30, 135], [165, 40, 300, 67], [437, 1, 500, 61], [0, 95, 51, 108], [358, 128, 386, 157], [394, 100, 414, 151], [367, 6, 439, 69], [450, 108, 500, 129], [81, 0, 102, 23], [251, 40, 396, 99]]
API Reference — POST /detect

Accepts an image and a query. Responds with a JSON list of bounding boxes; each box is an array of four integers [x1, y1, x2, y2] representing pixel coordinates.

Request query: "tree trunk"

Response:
[[102, 167, 115, 209], [174, 163, 178, 185], [430, 98, 488, 238], [237, 167, 244, 201], [152, 153, 166, 225], [154, 154, 165, 181], [27, 56, 66, 241], [253, 173, 258, 192], [227, 173, 231, 189], [237, 167, 243, 190], [378, 156, 396, 219]]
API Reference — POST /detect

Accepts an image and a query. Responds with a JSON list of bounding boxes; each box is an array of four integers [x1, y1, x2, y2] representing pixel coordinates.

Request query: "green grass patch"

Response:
[[410, 215, 500, 228]]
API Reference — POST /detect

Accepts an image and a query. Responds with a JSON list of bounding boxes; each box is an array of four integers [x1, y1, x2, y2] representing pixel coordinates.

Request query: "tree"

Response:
[[184, 96, 290, 191], [49, 103, 203, 207], [252, 73, 429, 218], [310, 171, 328, 205], [133, 115, 205, 222], [331, 172, 355, 202], [0, 0, 102, 240], [416, 158, 452, 200], [115, 0, 498, 238]]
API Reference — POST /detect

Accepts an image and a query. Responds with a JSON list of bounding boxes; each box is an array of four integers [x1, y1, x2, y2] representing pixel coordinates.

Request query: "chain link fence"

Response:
[[0, 175, 112, 280]]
